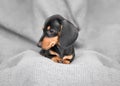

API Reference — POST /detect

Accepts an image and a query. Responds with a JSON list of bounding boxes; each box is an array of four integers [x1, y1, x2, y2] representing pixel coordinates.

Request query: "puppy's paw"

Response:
[[51, 56, 62, 63], [62, 59, 70, 64], [62, 55, 73, 64]]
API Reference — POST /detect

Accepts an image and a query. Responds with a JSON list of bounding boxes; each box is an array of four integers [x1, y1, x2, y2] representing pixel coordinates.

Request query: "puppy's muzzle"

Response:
[[38, 36, 59, 50]]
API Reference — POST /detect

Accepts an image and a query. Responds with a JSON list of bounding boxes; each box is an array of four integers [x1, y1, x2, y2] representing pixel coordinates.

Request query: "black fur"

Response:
[[37, 15, 79, 64]]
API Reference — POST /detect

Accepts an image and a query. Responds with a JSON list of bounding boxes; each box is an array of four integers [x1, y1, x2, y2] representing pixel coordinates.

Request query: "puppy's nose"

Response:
[[37, 42, 41, 48]]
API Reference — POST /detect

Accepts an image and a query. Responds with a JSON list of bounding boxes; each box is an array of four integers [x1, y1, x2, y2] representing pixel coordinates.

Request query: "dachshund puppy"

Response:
[[37, 15, 79, 64]]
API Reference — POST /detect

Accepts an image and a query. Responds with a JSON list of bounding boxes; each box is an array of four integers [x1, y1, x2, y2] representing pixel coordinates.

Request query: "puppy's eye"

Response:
[[46, 29, 57, 37], [49, 29, 56, 33]]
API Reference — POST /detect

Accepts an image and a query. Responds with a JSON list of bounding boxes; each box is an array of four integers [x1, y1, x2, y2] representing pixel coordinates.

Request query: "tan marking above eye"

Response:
[[60, 25, 63, 29], [47, 26, 51, 30]]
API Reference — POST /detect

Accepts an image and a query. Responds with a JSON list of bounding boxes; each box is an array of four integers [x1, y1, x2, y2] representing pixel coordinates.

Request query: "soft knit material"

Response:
[[0, 0, 120, 86]]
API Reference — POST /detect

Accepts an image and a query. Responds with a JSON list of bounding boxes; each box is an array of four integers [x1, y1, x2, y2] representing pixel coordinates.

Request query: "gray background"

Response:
[[0, 0, 120, 86]]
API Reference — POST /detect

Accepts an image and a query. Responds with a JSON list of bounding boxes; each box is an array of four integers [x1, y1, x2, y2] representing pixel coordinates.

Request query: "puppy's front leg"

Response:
[[49, 50, 62, 63]]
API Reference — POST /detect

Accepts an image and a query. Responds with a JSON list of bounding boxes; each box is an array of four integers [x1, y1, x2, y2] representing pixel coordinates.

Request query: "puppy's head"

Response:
[[38, 15, 78, 50]]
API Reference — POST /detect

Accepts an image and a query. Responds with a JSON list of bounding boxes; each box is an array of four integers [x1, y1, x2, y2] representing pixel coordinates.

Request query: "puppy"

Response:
[[37, 15, 79, 64]]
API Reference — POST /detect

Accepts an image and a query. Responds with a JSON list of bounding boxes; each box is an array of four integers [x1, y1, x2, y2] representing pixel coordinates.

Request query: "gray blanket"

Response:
[[0, 0, 120, 86]]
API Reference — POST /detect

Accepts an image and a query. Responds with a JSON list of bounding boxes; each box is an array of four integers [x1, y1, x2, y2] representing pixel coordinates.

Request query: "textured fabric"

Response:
[[0, 50, 120, 86], [0, 0, 120, 86]]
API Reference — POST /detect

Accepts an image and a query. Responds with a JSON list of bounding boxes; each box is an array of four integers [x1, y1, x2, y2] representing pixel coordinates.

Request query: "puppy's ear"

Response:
[[59, 20, 78, 49]]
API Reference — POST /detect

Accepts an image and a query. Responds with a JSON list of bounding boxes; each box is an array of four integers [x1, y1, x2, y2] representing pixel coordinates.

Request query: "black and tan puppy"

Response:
[[37, 15, 79, 64]]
